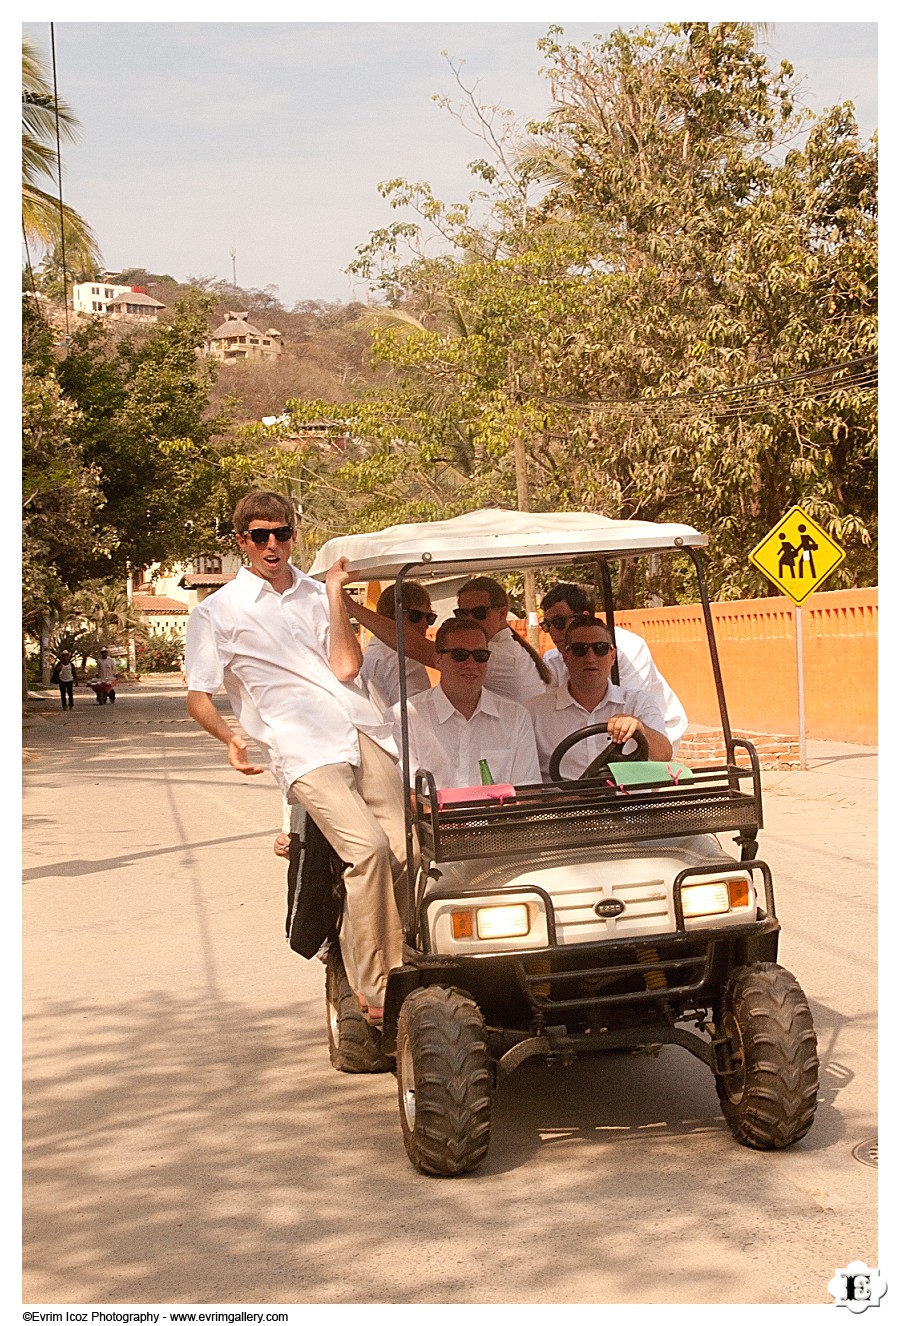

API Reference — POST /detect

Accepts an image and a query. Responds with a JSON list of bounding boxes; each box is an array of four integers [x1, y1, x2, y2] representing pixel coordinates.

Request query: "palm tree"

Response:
[[22, 36, 101, 274], [68, 580, 147, 651]]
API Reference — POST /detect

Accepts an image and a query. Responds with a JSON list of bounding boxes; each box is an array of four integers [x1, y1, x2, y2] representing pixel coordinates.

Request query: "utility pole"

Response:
[[510, 365, 540, 648], [126, 562, 137, 674], [513, 429, 540, 648], [230, 247, 237, 291]]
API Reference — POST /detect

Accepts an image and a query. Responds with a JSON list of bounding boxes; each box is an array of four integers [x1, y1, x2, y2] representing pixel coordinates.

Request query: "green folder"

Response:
[[606, 760, 693, 787]]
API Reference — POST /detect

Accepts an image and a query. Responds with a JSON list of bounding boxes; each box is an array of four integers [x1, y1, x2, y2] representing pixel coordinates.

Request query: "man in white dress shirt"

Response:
[[359, 581, 435, 711], [452, 577, 550, 705], [350, 576, 550, 707], [527, 617, 672, 780], [390, 618, 541, 790], [96, 647, 117, 703], [185, 491, 407, 1024], [538, 583, 687, 752]]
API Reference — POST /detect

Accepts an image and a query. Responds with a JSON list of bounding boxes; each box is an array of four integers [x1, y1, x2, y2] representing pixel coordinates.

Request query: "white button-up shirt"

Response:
[[543, 625, 687, 750], [389, 685, 541, 790], [485, 626, 549, 705], [185, 565, 397, 792], [526, 681, 667, 780], [360, 635, 432, 712]]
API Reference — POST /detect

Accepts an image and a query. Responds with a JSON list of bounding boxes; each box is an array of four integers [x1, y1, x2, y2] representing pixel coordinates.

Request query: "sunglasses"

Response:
[[567, 640, 613, 657], [540, 614, 576, 632], [243, 525, 294, 545], [405, 608, 437, 626], [438, 647, 492, 663], [454, 605, 493, 621]]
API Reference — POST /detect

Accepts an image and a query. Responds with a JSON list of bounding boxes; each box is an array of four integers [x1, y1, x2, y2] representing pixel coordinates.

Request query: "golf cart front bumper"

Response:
[[382, 860, 779, 1053]]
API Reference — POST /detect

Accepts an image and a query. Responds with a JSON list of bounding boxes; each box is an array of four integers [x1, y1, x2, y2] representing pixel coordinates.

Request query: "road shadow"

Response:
[[24, 988, 845, 1306], [808, 753, 877, 769], [22, 829, 275, 882]]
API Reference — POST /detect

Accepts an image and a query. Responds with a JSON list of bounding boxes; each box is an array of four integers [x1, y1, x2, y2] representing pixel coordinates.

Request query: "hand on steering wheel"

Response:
[[548, 721, 650, 783]]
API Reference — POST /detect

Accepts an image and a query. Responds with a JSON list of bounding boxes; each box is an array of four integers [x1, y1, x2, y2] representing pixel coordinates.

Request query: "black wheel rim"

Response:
[[720, 1010, 747, 1103]]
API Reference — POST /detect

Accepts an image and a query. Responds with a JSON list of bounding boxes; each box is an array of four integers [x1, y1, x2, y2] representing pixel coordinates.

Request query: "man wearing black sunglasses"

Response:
[[538, 583, 687, 752], [185, 490, 407, 1026], [388, 618, 540, 790], [526, 617, 671, 780], [349, 575, 550, 707]]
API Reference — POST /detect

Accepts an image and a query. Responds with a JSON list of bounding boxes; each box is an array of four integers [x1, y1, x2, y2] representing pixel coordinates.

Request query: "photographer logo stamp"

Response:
[[828, 1262, 887, 1312]]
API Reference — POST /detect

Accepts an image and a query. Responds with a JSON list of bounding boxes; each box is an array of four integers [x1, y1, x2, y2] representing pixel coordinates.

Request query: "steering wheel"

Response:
[[548, 721, 650, 784]]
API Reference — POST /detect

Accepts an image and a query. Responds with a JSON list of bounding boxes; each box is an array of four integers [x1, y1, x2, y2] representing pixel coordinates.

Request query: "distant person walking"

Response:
[[796, 525, 819, 579], [96, 647, 117, 704], [51, 652, 76, 710]]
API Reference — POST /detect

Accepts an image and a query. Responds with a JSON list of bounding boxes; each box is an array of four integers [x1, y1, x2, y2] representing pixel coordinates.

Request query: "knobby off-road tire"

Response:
[[715, 962, 819, 1149], [396, 986, 493, 1176], [325, 947, 390, 1074]]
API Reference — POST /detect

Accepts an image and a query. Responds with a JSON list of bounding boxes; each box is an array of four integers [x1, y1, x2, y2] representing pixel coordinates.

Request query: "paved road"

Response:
[[22, 677, 877, 1307]]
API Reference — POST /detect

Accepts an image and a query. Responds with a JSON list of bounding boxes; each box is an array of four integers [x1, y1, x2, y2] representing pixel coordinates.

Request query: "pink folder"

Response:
[[436, 784, 517, 809]]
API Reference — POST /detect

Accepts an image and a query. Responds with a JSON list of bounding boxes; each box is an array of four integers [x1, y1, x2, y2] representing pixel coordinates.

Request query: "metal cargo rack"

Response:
[[414, 745, 763, 864]]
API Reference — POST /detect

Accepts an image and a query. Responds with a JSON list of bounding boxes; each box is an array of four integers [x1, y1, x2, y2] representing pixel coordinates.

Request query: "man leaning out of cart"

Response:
[[526, 615, 672, 781]]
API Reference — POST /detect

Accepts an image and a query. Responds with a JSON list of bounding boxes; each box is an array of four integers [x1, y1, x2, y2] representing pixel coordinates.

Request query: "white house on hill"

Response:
[[73, 280, 164, 321]]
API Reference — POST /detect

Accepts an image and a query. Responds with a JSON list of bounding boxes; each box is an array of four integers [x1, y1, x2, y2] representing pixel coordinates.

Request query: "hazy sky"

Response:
[[22, 11, 878, 309]]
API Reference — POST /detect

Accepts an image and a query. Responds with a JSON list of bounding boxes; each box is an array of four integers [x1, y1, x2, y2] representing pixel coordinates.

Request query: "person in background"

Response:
[[97, 647, 117, 703], [350, 576, 551, 707], [389, 617, 541, 790], [359, 581, 435, 711], [538, 583, 687, 752], [51, 651, 76, 710], [527, 616, 671, 780]]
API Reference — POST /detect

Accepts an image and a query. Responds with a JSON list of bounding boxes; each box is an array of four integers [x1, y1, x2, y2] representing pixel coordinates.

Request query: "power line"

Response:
[[554, 354, 877, 422]]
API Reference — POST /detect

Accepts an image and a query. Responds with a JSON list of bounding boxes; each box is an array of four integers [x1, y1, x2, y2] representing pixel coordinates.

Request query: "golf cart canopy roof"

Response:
[[309, 508, 707, 581]]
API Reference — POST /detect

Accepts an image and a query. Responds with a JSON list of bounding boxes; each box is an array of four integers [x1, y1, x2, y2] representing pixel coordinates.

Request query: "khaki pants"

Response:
[[289, 734, 407, 1007]]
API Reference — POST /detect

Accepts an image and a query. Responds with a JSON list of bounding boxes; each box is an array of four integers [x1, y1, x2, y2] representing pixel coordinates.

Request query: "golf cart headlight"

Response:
[[477, 903, 530, 939], [450, 904, 531, 941], [682, 876, 750, 918]]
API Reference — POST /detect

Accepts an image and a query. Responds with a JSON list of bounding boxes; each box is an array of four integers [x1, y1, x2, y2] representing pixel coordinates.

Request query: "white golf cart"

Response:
[[310, 510, 819, 1176]]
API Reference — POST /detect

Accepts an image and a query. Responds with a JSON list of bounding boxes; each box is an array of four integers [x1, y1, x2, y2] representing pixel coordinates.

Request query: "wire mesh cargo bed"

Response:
[[414, 765, 762, 863]]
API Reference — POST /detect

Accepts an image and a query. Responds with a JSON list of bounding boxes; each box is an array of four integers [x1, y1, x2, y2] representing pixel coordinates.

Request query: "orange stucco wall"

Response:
[[363, 580, 877, 744], [613, 588, 877, 745]]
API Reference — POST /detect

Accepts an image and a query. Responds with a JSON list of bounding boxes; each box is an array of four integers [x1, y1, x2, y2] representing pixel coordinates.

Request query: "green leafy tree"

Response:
[[22, 350, 106, 633], [55, 289, 292, 574], [321, 22, 876, 603], [69, 580, 147, 649]]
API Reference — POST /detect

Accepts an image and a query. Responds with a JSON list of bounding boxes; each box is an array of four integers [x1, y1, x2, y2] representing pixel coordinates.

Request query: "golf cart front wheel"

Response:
[[715, 963, 819, 1149], [396, 985, 492, 1176], [324, 947, 390, 1074]]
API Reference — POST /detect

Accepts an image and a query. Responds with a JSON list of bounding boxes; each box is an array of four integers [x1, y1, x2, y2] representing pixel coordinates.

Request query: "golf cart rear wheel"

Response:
[[396, 986, 492, 1176], [715, 963, 818, 1149], [324, 947, 390, 1074]]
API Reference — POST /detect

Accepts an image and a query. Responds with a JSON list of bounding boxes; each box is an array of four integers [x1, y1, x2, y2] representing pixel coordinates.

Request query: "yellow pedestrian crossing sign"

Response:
[[749, 505, 845, 605]]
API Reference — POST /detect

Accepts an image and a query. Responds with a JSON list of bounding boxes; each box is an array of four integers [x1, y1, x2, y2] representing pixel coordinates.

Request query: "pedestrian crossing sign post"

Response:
[[749, 505, 846, 770], [749, 505, 845, 606]]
